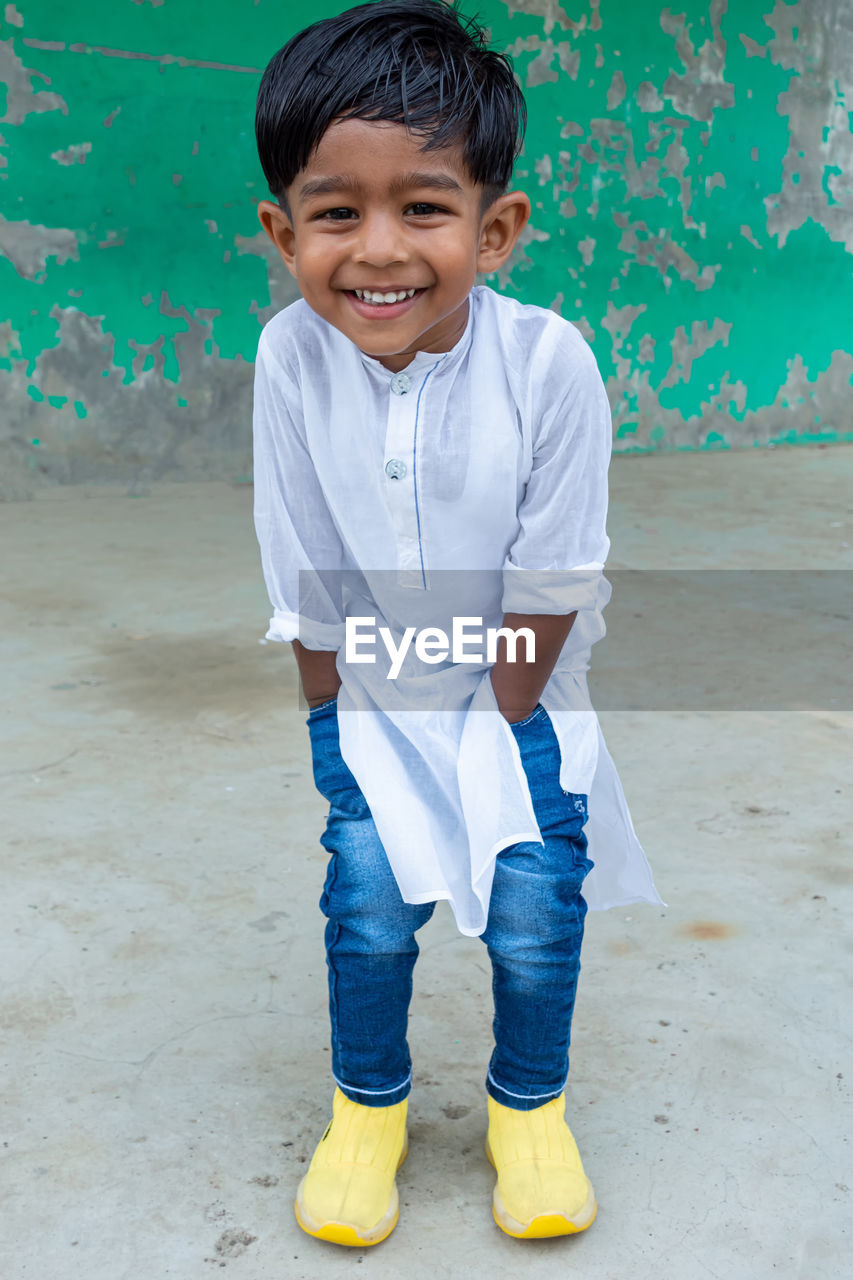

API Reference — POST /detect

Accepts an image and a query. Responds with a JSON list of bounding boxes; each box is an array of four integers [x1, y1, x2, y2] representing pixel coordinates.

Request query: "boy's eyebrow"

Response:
[[297, 171, 465, 202]]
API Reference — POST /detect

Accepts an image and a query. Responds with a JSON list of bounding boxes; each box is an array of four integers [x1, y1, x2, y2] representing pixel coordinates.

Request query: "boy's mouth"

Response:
[[343, 287, 426, 318], [353, 287, 419, 304]]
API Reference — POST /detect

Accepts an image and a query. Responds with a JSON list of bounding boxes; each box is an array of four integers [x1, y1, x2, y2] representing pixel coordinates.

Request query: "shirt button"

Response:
[[390, 372, 411, 395], [385, 458, 407, 480]]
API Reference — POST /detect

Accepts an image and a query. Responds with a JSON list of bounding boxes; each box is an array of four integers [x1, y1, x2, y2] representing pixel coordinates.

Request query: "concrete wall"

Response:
[[1, 0, 852, 495]]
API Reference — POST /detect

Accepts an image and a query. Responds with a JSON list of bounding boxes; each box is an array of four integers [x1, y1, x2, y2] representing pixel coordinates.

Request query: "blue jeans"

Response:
[[307, 699, 593, 1112]]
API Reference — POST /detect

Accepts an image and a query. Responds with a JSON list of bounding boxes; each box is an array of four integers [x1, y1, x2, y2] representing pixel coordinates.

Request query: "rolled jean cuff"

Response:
[[485, 1069, 567, 1112], [333, 1071, 412, 1108]]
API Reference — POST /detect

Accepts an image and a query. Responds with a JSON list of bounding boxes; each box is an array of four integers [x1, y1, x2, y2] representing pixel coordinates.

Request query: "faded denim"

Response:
[[307, 698, 593, 1111]]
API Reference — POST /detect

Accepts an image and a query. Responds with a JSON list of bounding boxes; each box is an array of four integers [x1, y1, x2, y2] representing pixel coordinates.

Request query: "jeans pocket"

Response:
[[509, 703, 546, 731], [308, 709, 370, 818], [307, 695, 339, 719], [310, 740, 355, 802]]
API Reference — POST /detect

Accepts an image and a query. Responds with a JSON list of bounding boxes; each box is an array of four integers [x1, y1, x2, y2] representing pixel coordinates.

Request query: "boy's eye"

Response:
[[318, 207, 356, 221], [313, 202, 445, 222]]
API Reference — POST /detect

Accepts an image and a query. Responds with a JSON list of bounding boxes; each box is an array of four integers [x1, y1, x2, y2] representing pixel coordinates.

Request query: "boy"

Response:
[[252, 0, 663, 1247]]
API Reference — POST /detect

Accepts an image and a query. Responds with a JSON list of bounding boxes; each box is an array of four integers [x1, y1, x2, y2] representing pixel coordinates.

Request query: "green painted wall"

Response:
[[1, 0, 852, 494]]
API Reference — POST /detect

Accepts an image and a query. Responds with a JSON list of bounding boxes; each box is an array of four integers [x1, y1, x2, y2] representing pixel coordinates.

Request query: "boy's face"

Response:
[[257, 119, 530, 372]]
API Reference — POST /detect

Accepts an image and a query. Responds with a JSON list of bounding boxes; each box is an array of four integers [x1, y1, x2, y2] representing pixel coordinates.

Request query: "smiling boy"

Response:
[[252, 0, 662, 1248], [257, 112, 525, 373]]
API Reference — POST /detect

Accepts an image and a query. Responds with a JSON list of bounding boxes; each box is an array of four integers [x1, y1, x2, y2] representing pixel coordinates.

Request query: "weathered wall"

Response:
[[1, 0, 852, 495]]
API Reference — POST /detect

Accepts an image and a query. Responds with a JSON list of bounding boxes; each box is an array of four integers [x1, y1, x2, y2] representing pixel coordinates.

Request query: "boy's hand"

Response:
[[489, 612, 577, 723], [294, 615, 576, 716], [292, 640, 342, 707]]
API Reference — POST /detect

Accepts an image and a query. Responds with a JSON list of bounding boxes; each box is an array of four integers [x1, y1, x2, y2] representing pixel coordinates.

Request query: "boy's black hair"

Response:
[[255, 0, 526, 212]]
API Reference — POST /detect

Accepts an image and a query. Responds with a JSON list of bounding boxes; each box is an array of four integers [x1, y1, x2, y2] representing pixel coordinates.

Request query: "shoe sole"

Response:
[[294, 1133, 409, 1247], [485, 1138, 598, 1239]]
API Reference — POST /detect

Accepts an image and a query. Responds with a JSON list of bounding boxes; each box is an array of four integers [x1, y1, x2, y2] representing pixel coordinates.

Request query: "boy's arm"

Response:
[[494, 332, 612, 722], [253, 331, 347, 678], [293, 641, 342, 707], [490, 611, 577, 723]]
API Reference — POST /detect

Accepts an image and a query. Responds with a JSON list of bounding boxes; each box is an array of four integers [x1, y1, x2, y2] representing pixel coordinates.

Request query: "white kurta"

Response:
[[253, 285, 664, 936]]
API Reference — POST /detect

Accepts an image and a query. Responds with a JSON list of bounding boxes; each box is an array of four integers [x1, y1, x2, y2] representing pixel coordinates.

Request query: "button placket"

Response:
[[383, 372, 424, 577]]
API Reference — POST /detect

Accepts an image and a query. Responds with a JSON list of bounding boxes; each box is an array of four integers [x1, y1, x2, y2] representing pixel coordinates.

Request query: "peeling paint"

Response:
[[499, 0, 853, 451], [50, 140, 91, 165], [20, 36, 261, 75], [760, 0, 853, 252], [0, 212, 78, 278], [660, 318, 733, 389], [494, 221, 551, 288], [0, 37, 67, 123], [739, 223, 762, 250], [1, 0, 853, 495], [505, 34, 581, 87], [577, 235, 595, 266], [636, 80, 663, 113], [234, 229, 301, 325], [704, 170, 726, 197], [658, 1, 735, 124], [606, 68, 626, 109], [612, 210, 720, 290], [504, 1, 578, 38]]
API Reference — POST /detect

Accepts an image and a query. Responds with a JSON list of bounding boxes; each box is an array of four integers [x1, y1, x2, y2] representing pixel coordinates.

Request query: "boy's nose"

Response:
[[352, 212, 409, 267]]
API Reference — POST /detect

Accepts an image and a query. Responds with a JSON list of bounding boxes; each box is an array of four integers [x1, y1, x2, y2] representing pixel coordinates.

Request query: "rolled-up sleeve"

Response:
[[502, 337, 611, 616], [252, 332, 346, 650]]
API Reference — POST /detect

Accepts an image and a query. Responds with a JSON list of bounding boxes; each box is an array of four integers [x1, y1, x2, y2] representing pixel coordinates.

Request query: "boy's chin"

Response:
[[302, 293, 417, 340], [357, 343, 419, 371]]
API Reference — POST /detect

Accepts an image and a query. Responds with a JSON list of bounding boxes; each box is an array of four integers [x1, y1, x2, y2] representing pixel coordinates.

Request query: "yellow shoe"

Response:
[[294, 1087, 408, 1247], [485, 1092, 597, 1239]]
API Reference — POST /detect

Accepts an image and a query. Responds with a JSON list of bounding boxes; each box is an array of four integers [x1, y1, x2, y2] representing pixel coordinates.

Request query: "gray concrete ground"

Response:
[[2, 446, 851, 1279]]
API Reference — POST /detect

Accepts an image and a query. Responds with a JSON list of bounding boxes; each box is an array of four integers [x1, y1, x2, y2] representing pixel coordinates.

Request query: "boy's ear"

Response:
[[476, 190, 531, 275], [257, 200, 297, 277]]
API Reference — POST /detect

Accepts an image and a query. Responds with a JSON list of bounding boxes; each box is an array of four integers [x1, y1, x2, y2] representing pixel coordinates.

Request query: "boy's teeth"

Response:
[[354, 288, 417, 304]]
